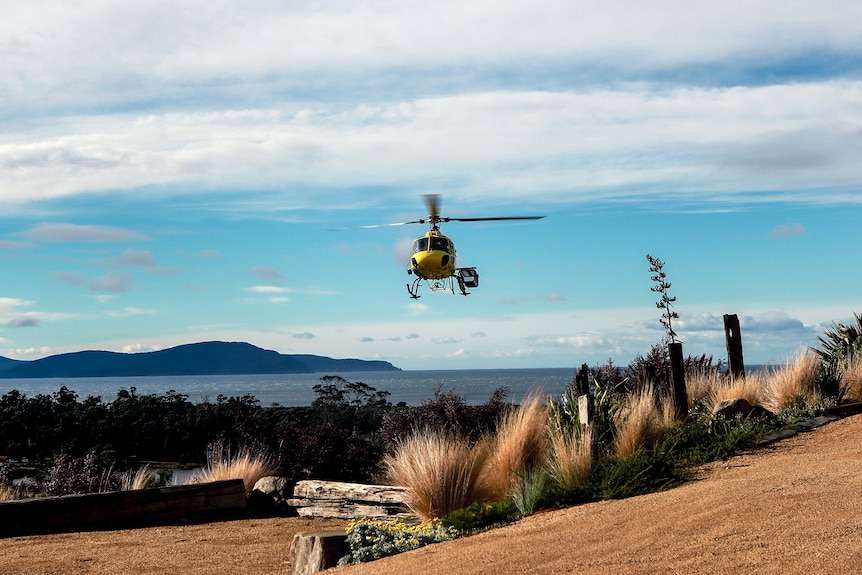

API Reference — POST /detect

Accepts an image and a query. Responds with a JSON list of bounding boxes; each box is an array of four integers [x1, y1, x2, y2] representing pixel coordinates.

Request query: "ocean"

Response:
[[0, 367, 577, 407]]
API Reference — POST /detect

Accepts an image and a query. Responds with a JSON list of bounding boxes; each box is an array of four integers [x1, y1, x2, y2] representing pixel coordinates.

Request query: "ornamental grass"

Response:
[[482, 394, 549, 501], [383, 431, 494, 521], [120, 465, 155, 491], [613, 383, 675, 458], [546, 424, 594, 492], [705, 372, 765, 411], [190, 443, 276, 495], [841, 357, 862, 402], [761, 352, 820, 413]]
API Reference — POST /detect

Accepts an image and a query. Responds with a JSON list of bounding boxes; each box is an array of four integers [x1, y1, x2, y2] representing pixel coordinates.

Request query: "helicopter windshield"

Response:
[[430, 236, 452, 253], [411, 235, 453, 254]]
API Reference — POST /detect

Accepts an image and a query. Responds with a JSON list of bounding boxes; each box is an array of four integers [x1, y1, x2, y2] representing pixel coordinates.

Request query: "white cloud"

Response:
[[197, 249, 221, 260], [741, 311, 810, 334], [20, 223, 147, 242], [252, 266, 284, 284], [7, 316, 40, 328], [0, 240, 29, 250], [52, 271, 86, 286], [106, 307, 157, 318], [0, 297, 35, 314], [114, 248, 156, 267], [89, 272, 133, 293], [3, 83, 862, 208], [245, 286, 292, 294], [770, 223, 807, 239]]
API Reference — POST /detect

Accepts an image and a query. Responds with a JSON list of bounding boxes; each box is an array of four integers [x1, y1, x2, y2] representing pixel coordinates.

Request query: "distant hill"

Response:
[[0, 356, 23, 371], [0, 341, 400, 379]]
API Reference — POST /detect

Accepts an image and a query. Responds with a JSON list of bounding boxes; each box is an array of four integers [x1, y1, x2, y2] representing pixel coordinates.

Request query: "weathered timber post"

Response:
[[574, 363, 598, 464], [723, 314, 745, 380], [574, 363, 590, 396], [668, 341, 688, 420]]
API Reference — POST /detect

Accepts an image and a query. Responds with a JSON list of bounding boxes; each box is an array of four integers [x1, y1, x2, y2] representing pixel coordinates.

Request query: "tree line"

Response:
[[0, 376, 512, 484], [0, 345, 723, 485]]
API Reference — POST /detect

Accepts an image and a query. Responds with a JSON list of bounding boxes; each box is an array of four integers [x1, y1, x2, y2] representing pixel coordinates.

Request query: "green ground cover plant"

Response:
[[338, 518, 458, 565]]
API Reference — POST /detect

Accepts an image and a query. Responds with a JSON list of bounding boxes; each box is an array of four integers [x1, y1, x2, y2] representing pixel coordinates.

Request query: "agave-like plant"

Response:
[[814, 312, 862, 368]]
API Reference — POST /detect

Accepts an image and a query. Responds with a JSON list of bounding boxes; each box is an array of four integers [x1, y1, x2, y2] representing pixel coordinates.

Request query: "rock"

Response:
[[713, 398, 754, 420], [250, 476, 296, 517], [253, 476, 294, 499], [287, 480, 411, 520], [290, 530, 349, 575], [712, 398, 772, 430]]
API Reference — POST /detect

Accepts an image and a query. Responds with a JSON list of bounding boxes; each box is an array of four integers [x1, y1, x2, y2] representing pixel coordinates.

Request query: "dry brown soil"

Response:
[[4, 414, 862, 575]]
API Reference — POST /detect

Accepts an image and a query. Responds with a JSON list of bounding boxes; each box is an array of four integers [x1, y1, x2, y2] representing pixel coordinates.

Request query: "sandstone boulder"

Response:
[[290, 530, 349, 575]]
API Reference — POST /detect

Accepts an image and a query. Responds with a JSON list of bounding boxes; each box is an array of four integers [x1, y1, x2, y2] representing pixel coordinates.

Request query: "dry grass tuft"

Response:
[[841, 358, 862, 402], [762, 353, 820, 413], [706, 373, 765, 411], [120, 465, 155, 491], [0, 484, 19, 501], [483, 394, 550, 500], [546, 425, 594, 491], [190, 445, 276, 495], [614, 384, 675, 458], [685, 369, 724, 407], [384, 430, 493, 520]]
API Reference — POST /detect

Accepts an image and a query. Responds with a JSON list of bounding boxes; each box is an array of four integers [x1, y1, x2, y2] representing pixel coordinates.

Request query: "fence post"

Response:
[[574, 363, 598, 463], [668, 341, 688, 419], [723, 314, 745, 380]]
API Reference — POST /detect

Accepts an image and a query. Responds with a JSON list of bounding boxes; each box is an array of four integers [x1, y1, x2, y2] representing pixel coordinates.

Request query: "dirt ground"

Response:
[[4, 414, 862, 575]]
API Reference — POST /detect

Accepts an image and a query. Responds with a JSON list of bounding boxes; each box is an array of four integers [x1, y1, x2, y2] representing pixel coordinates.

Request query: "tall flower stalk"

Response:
[[646, 254, 679, 343]]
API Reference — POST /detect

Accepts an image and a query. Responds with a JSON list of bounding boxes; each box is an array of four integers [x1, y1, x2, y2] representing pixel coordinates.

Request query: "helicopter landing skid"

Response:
[[407, 277, 422, 299], [407, 272, 475, 299]]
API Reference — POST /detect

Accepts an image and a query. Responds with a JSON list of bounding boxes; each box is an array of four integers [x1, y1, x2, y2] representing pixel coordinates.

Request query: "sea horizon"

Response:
[[0, 367, 579, 407]]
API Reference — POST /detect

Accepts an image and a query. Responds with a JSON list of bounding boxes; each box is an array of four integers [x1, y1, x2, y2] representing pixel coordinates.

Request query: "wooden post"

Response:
[[723, 314, 745, 379], [668, 341, 688, 419], [574, 363, 589, 396], [574, 363, 598, 464]]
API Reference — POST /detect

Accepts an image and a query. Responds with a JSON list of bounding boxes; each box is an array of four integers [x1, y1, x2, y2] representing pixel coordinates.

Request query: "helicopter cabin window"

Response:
[[411, 237, 428, 254], [429, 236, 452, 253]]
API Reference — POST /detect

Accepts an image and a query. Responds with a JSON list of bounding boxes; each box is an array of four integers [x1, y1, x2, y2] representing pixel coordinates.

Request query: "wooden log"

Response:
[[0, 479, 247, 538]]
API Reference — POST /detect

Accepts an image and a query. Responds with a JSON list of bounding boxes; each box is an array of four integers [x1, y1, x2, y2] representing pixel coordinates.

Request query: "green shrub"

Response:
[[441, 499, 518, 532], [338, 518, 458, 565], [510, 468, 550, 516]]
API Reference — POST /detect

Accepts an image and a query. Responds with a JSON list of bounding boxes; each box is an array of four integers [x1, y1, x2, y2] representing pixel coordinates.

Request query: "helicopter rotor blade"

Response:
[[423, 194, 441, 221], [327, 219, 426, 231], [444, 216, 545, 223]]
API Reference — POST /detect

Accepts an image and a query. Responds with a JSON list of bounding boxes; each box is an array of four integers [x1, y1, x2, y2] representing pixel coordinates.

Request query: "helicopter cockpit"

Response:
[[411, 235, 454, 255]]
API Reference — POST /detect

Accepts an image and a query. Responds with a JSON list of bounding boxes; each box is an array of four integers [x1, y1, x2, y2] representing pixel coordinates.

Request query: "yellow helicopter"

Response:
[[355, 195, 544, 299]]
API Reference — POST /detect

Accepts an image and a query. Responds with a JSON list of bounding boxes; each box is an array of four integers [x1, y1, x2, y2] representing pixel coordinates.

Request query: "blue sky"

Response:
[[1, 1, 861, 370]]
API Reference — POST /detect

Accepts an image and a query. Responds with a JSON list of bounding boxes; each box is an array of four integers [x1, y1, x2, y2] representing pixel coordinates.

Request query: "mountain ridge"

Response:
[[0, 341, 400, 379]]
